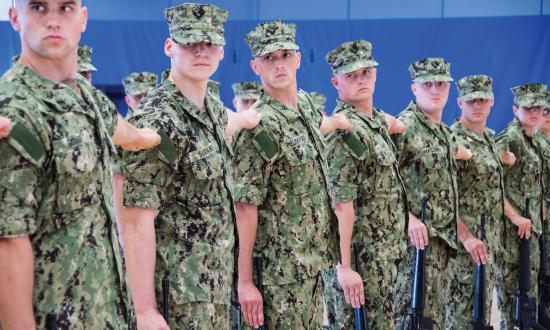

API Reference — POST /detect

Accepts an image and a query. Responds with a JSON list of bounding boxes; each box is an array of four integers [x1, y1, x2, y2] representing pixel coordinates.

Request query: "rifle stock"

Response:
[[408, 196, 434, 330], [472, 215, 493, 330], [512, 198, 545, 329], [162, 275, 169, 323], [352, 243, 369, 330], [537, 206, 550, 327]]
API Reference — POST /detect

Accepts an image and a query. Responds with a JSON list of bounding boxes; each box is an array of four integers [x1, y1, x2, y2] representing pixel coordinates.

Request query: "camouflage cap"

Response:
[[408, 57, 453, 83], [165, 3, 228, 46], [325, 40, 379, 74], [232, 82, 261, 100], [545, 90, 550, 109], [511, 83, 548, 108], [77, 45, 97, 73], [208, 80, 221, 98], [456, 75, 494, 101], [245, 21, 299, 57], [123, 72, 158, 96], [309, 92, 327, 110]]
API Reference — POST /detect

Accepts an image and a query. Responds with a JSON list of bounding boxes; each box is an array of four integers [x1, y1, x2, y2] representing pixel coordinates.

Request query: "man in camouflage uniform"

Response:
[[0, 0, 160, 328], [122, 71, 158, 119], [232, 82, 261, 113], [393, 58, 470, 328], [77, 45, 97, 82], [322, 39, 408, 329], [232, 20, 353, 329], [444, 75, 507, 328], [496, 83, 547, 329], [120, 4, 261, 329], [309, 91, 327, 113], [535, 89, 550, 254]]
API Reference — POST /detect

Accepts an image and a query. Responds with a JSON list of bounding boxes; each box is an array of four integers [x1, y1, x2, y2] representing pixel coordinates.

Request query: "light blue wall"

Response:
[[83, 0, 548, 21]]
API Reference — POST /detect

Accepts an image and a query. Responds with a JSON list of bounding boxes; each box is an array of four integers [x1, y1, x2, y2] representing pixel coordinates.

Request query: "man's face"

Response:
[[250, 50, 301, 91], [165, 40, 224, 82], [233, 97, 256, 112], [125, 92, 147, 111], [331, 67, 377, 104], [412, 81, 450, 114], [457, 97, 494, 124], [539, 108, 550, 131], [513, 105, 543, 129], [9, 0, 87, 61]]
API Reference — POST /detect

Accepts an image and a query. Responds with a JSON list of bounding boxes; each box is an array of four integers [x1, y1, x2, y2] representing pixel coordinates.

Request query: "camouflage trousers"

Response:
[[443, 251, 496, 329], [322, 258, 400, 329], [240, 275, 324, 330], [163, 302, 230, 330], [394, 237, 453, 330], [495, 238, 540, 330]]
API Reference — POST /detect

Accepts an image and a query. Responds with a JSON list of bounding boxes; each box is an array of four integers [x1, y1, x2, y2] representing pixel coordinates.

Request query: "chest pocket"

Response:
[[473, 153, 499, 174], [187, 143, 223, 180], [521, 156, 541, 189], [53, 120, 100, 214], [283, 136, 319, 196]]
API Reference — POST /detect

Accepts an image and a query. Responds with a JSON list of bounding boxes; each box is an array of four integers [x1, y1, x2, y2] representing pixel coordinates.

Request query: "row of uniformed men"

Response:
[[1, 1, 550, 330]]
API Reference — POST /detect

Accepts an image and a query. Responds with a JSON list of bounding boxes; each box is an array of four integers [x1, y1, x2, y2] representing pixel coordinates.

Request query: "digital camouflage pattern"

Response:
[[456, 74, 494, 101], [232, 90, 335, 281], [240, 276, 324, 330], [308, 92, 326, 111], [0, 62, 130, 328], [121, 75, 236, 315], [245, 21, 299, 57], [207, 79, 221, 98], [325, 40, 378, 74], [512, 83, 548, 108], [534, 132, 550, 258], [408, 57, 453, 83], [77, 45, 97, 73], [323, 102, 407, 328], [445, 121, 505, 329], [393, 101, 459, 328], [232, 82, 261, 100], [165, 302, 229, 329], [393, 101, 459, 248], [165, 3, 228, 46], [495, 119, 544, 328], [122, 71, 157, 96]]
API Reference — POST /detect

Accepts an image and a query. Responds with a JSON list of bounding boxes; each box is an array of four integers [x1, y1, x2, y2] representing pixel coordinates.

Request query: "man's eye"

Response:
[[283, 52, 291, 58], [61, 5, 73, 12], [31, 4, 45, 12]]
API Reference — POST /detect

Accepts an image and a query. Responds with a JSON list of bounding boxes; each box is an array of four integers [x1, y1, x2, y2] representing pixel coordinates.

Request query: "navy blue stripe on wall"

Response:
[[1, 16, 549, 132]]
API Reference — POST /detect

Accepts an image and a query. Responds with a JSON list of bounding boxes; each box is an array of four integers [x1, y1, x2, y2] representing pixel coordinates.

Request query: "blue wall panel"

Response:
[[259, 0, 347, 20], [544, 0, 550, 14], [445, 0, 541, 17], [350, 0, 442, 19], [2, 16, 550, 133]]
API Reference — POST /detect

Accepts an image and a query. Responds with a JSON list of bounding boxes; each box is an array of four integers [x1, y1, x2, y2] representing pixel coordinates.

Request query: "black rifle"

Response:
[[537, 208, 550, 327], [162, 275, 169, 323], [512, 198, 545, 329], [237, 304, 242, 330], [254, 257, 266, 330], [408, 196, 434, 330], [45, 312, 57, 330], [472, 215, 493, 330], [352, 243, 369, 330]]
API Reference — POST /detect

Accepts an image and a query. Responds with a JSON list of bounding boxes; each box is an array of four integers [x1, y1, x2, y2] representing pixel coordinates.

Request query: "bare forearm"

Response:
[[504, 197, 520, 223], [456, 217, 474, 243], [122, 207, 159, 313], [335, 201, 356, 267], [319, 115, 334, 135], [0, 236, 35, 329], [112, 115, 139, 145], [225, 109, 239, 138], [235, 203, 259, 284]]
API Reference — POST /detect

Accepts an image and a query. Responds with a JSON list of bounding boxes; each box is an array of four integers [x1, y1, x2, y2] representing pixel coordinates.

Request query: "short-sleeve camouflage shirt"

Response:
[[325, 101, 408, 261], [393, 101, 459, 249], [122, 75, 236, 305], [451, 121, 505, 256], [232, 91, 336, 286], [0, 62, 129, 328], [496, 120, 543, 237]]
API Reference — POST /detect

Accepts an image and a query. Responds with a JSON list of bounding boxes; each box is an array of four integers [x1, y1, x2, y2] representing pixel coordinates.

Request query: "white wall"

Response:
[[0, 2, 11, 21]]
